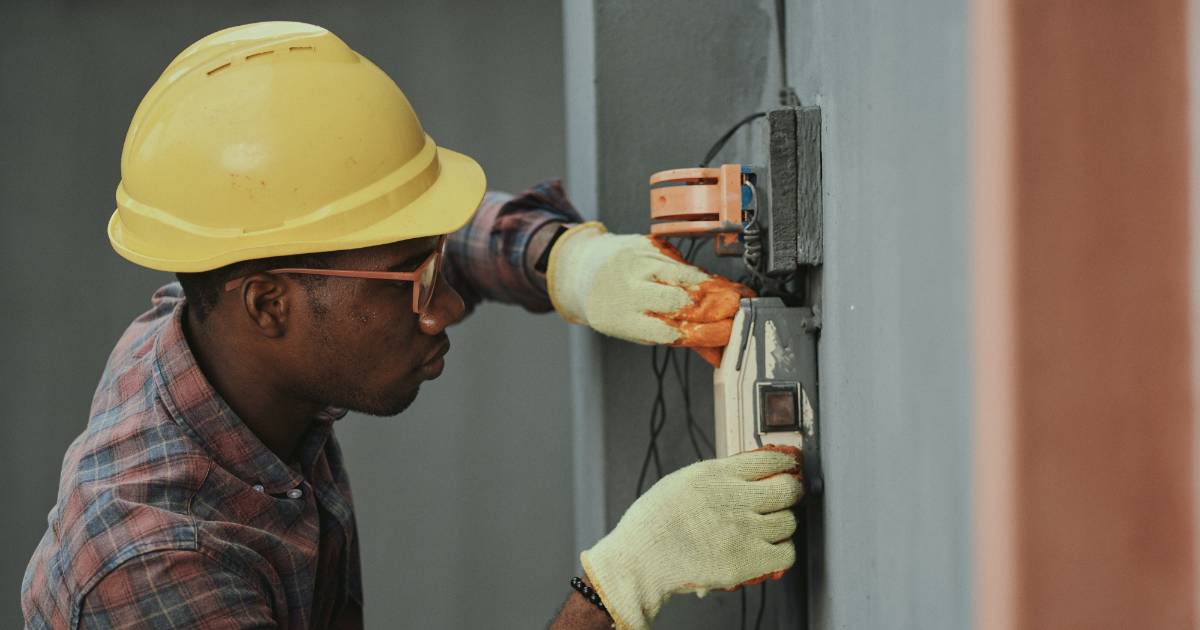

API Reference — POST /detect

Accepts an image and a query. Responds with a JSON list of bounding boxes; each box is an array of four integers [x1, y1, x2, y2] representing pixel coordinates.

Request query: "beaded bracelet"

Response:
[[570, 576, 612, 620]]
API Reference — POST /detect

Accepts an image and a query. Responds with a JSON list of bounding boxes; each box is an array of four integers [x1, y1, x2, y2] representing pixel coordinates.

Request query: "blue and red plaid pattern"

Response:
[[23, 183, 579, 628], [445, 179, 582, 313], [22, 283, 360, 629]]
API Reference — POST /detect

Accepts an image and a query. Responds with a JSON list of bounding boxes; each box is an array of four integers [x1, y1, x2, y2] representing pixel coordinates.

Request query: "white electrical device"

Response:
[[714, 297, 822, 490], [648, 106, 825, 494]]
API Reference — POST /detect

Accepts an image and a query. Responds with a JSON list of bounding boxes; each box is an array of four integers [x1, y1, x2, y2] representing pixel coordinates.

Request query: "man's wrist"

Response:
[[548, 574, 615, 630], [525, 221, 574, 291]]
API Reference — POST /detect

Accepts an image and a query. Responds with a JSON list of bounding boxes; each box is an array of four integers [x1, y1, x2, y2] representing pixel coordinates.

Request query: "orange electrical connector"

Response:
[[649, 164, 747, 256]]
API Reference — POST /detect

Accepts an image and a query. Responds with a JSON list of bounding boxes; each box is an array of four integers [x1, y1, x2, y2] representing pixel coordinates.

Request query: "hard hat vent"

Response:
[[205, 45, 317, 77], [111, 22, 487, 273]]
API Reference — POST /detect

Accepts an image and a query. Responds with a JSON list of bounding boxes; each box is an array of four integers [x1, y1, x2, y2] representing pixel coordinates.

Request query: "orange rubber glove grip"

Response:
[[648, 237, 756, 367]]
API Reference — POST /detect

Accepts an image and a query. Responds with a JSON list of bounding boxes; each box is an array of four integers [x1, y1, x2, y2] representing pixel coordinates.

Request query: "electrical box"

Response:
[[646, 105, 824, 493], [645, 104, 824, 627], [713, 298, 822, 492], [668, 105, 823, 495]]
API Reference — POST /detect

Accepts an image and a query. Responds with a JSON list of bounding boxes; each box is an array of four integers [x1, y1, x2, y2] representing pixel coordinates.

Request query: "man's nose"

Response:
[[419, 275, 465, 335]]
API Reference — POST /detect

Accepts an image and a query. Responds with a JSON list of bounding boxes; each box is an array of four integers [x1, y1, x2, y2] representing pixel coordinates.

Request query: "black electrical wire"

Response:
[[774, 0, 801, 107], [755, 583, 768, 630], [635, 236, 713, 497], [740, 588, 747, 630], [636, 112, 776, 628], [632, 0, 804, 618], [635, 343, 674, 495], [672, 348, 714, 459], [699, 112, 766, 168], [759, 15, 797, 626], [676, 238, 715, 461]]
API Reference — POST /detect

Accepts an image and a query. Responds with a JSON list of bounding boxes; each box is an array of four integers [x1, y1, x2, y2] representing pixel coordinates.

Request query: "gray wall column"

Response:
[[581, 1, 973, 628], [786, 2, 972, 628], [563, 0, 608, 559]]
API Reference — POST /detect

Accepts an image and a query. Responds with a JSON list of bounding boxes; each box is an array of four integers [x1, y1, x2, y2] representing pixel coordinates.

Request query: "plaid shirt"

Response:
[[444, 180, 581, 313], [22, 181, 581, 629]]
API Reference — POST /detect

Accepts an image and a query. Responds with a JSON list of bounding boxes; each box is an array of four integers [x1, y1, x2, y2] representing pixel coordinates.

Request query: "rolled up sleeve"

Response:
[[443, 179, 583, 314]]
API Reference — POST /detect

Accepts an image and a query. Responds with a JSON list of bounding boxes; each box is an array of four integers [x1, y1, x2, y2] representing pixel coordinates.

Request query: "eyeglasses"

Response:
[[223, 236, 447, 314]]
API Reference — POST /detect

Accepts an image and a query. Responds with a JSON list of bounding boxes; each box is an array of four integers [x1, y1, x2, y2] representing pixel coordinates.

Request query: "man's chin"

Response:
[[348, 384, 421, 418]]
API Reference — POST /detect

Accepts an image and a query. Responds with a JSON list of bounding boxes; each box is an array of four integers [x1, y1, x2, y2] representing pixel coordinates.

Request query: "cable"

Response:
[[633, 0, 807, 614], [635, 115, 779, 627], [700, 112, 766, 168], [740, 588, 747, 630], [635, 236, 712, 497], [774, 0, 801, 107], [673, 347, 715, 459], [635, 343, 674, 495], [754, 583, 767, 630], [675, 238, 715, 461]]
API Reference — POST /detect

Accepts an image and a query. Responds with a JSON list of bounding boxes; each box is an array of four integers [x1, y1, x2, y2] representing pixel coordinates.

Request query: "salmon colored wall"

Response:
[[973, 1, 1195, 628]]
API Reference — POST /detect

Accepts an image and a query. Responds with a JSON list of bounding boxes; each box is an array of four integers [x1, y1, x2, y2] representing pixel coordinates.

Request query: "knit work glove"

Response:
[[581, 447, 803, 630], [546, 222, 755, 366]]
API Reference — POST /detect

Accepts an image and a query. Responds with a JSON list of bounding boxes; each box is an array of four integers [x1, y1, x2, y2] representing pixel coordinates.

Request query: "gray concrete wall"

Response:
[[0, 2, 574, 628], [589, 2, 790, 627], [582, 1, 972, 628], [787, 3, 973, 627]]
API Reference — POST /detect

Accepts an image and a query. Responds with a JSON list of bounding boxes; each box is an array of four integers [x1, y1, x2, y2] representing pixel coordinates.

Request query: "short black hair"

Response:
[[177, 250, 343, 322]]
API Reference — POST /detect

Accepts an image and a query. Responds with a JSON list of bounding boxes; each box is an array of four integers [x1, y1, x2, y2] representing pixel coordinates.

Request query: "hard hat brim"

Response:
[[108, 146, 486, 272]]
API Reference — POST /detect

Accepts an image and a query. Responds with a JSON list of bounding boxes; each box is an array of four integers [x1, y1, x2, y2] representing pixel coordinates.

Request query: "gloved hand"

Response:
[[581, 447, 803, 630], [546, 222, 755, 366]]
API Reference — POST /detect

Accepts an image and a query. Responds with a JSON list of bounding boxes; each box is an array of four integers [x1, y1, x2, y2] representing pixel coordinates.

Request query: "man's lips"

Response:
[[421, 338, 450, 367]]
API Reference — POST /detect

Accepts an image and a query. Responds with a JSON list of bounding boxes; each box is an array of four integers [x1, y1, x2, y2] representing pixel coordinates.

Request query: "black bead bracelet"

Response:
[[570, 576, 612, 619]]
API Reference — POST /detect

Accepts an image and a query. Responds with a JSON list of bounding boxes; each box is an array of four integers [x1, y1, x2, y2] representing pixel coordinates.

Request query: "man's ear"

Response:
[[237, 274, 292, 338]]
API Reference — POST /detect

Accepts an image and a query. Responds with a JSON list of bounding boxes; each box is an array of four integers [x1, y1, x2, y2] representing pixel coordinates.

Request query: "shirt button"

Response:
[[252, 484, 265, 493], [286, 488, 304, 499]]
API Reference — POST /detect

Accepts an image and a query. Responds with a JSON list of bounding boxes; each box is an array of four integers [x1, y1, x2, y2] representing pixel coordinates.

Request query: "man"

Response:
[[22, 22, 802, 630]]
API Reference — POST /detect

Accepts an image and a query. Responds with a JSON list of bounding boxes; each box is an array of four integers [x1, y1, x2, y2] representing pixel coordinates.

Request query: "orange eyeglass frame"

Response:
[[222, 235, 448, 314]]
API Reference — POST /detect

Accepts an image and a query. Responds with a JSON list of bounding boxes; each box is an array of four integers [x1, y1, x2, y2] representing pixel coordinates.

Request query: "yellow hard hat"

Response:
[[108, 21, 486, 272]]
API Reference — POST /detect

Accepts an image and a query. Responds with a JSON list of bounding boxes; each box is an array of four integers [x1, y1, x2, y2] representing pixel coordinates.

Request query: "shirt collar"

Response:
[[152, 301, 348, 494]]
